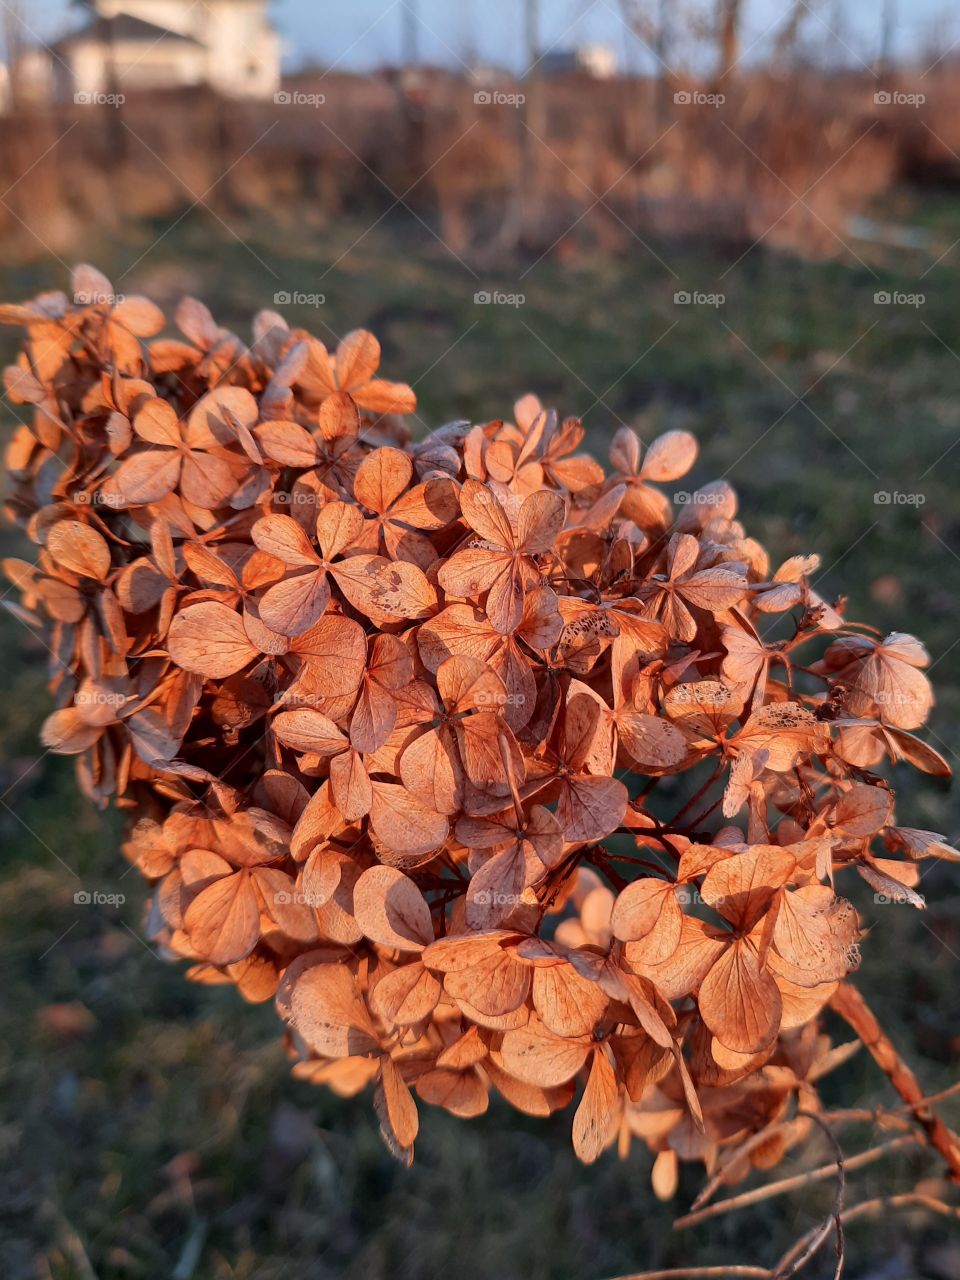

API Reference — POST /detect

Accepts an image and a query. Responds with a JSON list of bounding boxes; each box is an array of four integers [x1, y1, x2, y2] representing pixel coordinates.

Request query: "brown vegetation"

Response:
[[2, 67, 957, 264]]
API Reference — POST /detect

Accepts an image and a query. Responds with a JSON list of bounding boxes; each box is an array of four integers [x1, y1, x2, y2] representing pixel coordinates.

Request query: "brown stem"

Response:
[[587, 849, 628, 892], [497, 729, 525, 828], [673, 1136, 913, 1230], [608, 1192, 960, 1280], [837, 1191, 960, 1226], [604, 1269, 770, 1280], [795, 1111, 844, 1280], [664, 762, 724, 829], [830, 980, 960, 1183]]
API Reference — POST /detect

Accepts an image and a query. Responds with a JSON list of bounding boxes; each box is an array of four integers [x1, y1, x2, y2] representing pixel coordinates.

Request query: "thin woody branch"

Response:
[[673, 1135, 913, 1229], [830, 980, 960, 1182], [608, 1192, 960, 1280]]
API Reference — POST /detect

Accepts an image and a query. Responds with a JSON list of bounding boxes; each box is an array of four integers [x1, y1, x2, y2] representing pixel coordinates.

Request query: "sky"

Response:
[[12, 1, 960, 74]]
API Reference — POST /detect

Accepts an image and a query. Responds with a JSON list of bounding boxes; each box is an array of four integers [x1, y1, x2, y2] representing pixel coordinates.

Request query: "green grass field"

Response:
[[1, 207, 959, 1279]]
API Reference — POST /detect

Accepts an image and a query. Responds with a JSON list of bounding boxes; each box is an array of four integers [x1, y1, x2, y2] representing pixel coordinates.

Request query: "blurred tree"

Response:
[[402, 0, 420, 66], [715, 0, 742, 78], [1, 1, 26, 111], [877, 0, 897, 74], [618, 0, 676, 128], [773, 0, 824, 67]]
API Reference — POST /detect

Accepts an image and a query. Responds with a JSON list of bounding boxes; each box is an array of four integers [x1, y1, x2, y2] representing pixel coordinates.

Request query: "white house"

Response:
[[37, 1, 282, 102], [540, 44, 618, 80]]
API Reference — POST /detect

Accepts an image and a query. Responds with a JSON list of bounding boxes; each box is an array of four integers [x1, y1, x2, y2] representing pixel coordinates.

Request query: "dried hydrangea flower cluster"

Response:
[[3, 266, 956, 1188]]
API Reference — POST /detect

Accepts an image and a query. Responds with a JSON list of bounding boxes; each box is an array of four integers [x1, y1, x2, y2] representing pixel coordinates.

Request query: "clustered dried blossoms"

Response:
[[3, 266, 958, 1194]]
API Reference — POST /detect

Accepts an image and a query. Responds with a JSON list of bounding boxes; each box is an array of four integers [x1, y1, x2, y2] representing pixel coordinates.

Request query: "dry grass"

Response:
[[4, 67, 958, 264]]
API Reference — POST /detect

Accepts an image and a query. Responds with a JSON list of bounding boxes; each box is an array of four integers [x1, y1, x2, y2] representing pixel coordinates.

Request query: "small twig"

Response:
[[602, 1268, 770, 1280], [771, 1190, 960, 1279], [671, 792, 724, 833], [604, 852, 675, 876], [792, 1112, 844, 1280], [838, 1191, 960, 1226], [497, 729, 525, 828], [772, 1217, 834, 1280], [890, 1079, 960, 1115], [830, 981, 960, 1182], [691, 1094, 926, 1216], [673, 1136, 914, 1230], [818, 1107, 912, 1132], [689, 1119, 794, 1212], [641, 829, 685, 860], [663, 762, 724, 829], [606, 1192, 960, 1280], [588, 849, 629, 892]]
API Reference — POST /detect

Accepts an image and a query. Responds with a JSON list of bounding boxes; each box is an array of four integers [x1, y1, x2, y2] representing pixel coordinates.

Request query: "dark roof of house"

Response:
[[55, 14, 205, 50]]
